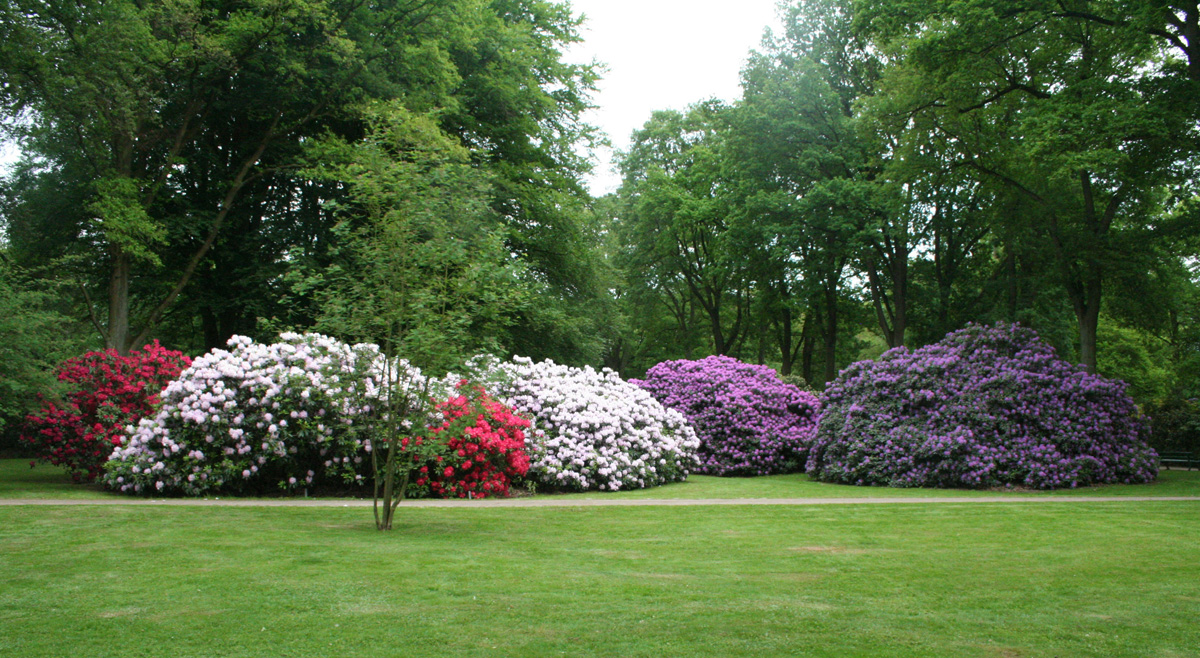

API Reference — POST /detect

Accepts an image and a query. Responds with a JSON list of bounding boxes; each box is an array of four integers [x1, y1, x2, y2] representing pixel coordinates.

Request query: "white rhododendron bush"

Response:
[[462, 356, 700, 491], [104, 333, 424, 495]]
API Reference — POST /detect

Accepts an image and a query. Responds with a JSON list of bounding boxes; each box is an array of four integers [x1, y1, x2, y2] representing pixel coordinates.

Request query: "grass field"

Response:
[[3, 502, 1199, 657], [5, 458, 1200, 500], [3, 460, 1200, 656]]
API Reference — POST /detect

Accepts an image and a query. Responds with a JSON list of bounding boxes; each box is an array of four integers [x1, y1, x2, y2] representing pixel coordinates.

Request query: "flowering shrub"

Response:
[[633, 355, 820, 476], [462, 356, 701, 491], [807, 323, 1159, 489], [22, 342, 190, 482], [408, 382, 531, 499], [104, 333, 424, 495]]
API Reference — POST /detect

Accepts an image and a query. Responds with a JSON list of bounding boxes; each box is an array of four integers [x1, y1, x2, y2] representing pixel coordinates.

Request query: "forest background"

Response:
[[1, 0, 1198, 451]]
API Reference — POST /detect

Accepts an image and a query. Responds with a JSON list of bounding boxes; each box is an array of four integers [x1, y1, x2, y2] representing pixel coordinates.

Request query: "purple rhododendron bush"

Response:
[[633, 355, 821, 476], [807, 323, 1158, 489]]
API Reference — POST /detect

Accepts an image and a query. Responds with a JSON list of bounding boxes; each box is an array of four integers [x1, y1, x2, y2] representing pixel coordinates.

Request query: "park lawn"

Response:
[[551, 468, 1200, 500], [1, 501, 1198, 657], [0, 459, 117, 499], [4, 458, 1200, 500]]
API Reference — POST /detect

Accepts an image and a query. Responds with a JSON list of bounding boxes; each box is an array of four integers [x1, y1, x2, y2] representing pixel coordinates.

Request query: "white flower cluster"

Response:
[[462, 356, 700, 491], [104, 333, 424, 495]]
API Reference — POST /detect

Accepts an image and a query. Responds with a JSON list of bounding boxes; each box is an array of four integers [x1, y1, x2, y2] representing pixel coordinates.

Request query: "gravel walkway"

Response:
[[2, 496, 1198, 508]]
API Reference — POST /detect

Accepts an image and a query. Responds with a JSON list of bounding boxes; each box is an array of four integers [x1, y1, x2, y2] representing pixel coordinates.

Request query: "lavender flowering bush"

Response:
[[633, 356, 820, 476], [462, 356, 700, 491], [104, 333, 424, 495], [807, 323, 1158, 489]]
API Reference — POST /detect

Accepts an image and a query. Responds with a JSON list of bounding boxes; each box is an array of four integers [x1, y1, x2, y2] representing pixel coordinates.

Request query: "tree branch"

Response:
[[78, 280, 107, 343], [128, 111, 283, 348]]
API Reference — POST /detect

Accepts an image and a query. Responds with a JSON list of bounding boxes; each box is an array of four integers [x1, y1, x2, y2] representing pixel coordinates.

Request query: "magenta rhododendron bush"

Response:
[[22, 342, 191, 482], [104, 333, 420, 495], [633, 355, 820, 476], [807, 323, 1158, 489]]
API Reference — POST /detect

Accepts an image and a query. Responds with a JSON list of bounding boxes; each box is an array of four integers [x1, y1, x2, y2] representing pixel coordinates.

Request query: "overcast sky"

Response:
[[563, 0, 784, 196]]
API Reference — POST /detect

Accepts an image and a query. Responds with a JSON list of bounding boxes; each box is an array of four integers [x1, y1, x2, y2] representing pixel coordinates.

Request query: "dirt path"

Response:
[[2, 496, 1198, 508]]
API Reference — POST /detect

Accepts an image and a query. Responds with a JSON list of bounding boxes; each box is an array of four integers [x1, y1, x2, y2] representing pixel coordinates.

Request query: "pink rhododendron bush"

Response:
[[633, 355, 820, 476], [464, 356, 700, 491], [104, 333, 422, 495], [807, 323, 1158, 489]]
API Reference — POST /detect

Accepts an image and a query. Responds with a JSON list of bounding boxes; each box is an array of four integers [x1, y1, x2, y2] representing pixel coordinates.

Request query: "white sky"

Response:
[[564, 0, 784, 196]]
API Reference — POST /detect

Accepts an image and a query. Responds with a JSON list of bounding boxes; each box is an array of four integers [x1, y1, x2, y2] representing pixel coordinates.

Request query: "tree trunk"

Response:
[[779, 306, 794, 376], [801, 313, 816, 386], [107, 250, 132, 354], [201, 307, 220, 350], [709, 301, 727, 355], [890, 249, 907, 347], [823, 274, 838, 384], [1072, 276, 1102, 373]]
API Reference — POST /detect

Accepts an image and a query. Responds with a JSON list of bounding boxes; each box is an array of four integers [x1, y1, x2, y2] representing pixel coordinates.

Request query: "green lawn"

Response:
[[551, 468, 1200, 500], [4, 458, 1200, 500], [2, 502, 1198, 657], [0, 459, 116, 499]]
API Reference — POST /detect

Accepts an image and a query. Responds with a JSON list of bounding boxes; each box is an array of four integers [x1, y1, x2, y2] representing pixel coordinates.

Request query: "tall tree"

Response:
[[617, 103, 750, 357], [0, 0, 604, 361], [858, 0, 1200, 371]]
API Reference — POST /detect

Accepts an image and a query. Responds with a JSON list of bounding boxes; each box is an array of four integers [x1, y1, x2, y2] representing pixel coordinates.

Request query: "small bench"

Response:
[[1160, 451, 1200, 470]]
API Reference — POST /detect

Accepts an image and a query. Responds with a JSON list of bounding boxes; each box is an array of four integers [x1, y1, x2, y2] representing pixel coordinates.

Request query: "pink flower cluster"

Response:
[[104, 333, 420, 495]]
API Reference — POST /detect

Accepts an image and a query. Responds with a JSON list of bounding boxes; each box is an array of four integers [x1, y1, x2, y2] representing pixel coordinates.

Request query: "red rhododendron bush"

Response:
[[21, 342, 191, 482], [408, 382, 531, 499]]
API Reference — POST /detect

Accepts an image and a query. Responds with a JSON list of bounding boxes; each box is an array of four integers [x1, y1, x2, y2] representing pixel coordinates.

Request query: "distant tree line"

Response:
[[603, 0, 1200, 409], [2, 0, 1198, 451]]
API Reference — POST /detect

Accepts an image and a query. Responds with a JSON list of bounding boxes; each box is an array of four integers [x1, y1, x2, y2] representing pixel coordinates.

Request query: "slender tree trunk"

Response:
[[756, 309, 767, 365], [823, 274, 838, 384], [107, 250, 132, 354], [709, 301, 727, 355], [201, 307, 220, 350], [1005, 250, 1018, 322], [890, 251, 907, 347], [1072, 276, 1102, 373], [779, 306, 794, 376], [801, 312, 815, 385]]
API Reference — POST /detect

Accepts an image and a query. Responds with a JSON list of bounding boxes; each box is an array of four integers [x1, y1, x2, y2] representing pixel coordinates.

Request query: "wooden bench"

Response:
[[1160, 451, 1200, 470]]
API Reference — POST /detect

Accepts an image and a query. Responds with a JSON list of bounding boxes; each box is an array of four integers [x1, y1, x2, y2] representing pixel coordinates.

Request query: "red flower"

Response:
[[21, 342, 190, 483]]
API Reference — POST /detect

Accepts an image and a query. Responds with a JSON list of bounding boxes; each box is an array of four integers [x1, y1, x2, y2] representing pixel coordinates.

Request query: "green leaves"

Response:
[[86, 177, 165, 265], [308, 103, 528, 375]]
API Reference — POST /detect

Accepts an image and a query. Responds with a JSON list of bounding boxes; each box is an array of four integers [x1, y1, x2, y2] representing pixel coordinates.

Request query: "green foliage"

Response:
[[0, 257, 84, 452], [855, 0, 1200, 371], [86, 177, 166, 266], [1097, 320, 1173, 406], [0, 0, 603, 359], [305, 104, 527, 376]]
